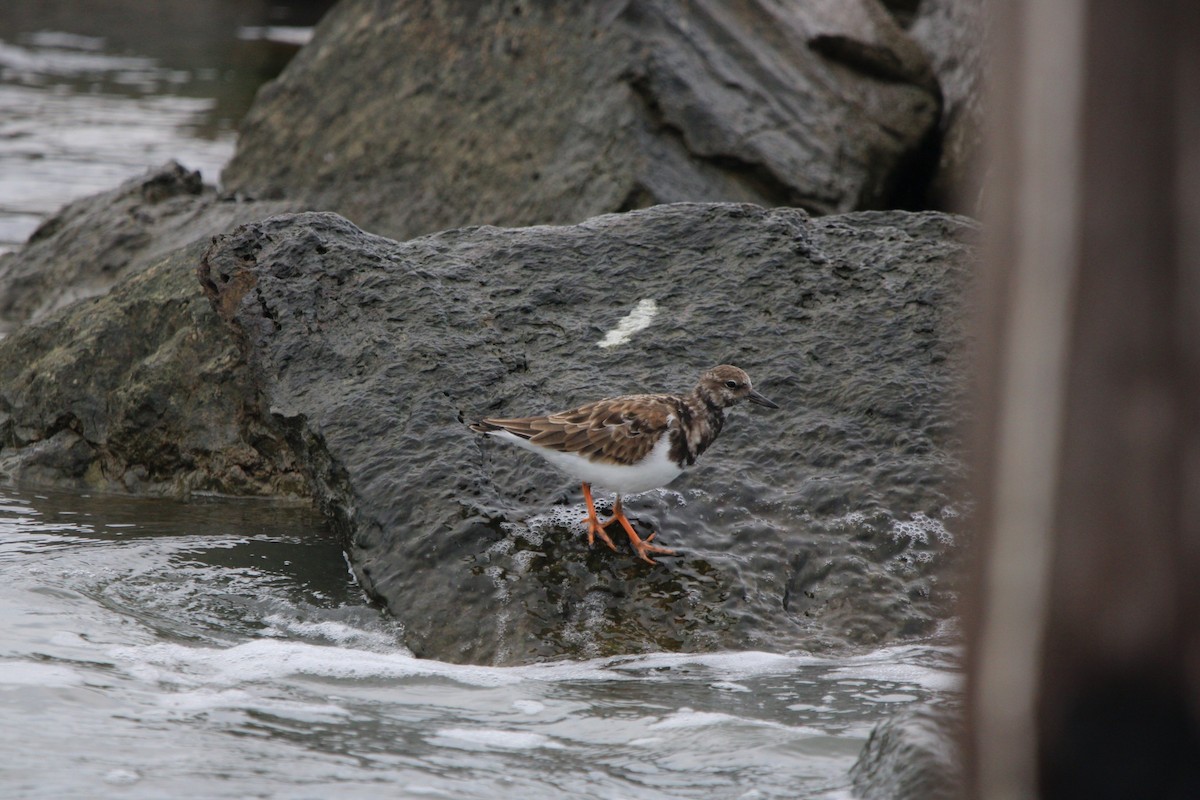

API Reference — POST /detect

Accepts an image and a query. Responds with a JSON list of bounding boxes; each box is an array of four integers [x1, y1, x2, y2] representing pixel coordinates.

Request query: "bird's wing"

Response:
[[477, 395, 674, 466]]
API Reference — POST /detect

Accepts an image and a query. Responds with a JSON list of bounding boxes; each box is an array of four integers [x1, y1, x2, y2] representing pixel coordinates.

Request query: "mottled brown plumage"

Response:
[[472, 395, 671, 467], [470, 365, 778, 563]]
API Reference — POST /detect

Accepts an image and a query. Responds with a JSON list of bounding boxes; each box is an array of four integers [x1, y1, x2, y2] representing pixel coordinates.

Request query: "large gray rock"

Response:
[[0, 161, 296, 332], [222, 0, 941, 241], [0, 239, 305, 496], [1, 202, 971, 663], [194, 203, 974, 664]]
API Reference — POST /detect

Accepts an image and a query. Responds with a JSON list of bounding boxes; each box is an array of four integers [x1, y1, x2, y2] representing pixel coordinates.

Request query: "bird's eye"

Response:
[[725, 380, 739, 389]]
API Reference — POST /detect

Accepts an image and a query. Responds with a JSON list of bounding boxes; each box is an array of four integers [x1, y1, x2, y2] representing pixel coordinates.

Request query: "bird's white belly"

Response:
[[489, 430, 683, 494]]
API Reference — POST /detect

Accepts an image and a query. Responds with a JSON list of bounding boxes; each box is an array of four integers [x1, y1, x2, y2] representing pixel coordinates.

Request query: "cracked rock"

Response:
[[222, 0, 941, 240]]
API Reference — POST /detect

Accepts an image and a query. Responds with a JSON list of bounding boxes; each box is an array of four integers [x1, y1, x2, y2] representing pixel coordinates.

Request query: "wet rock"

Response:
[[222, 0, 941, 241], [0, 161, 296, 332], [195, 203, 975, 664], [850, 704, 963, 800], [909, 0, 986, 211], [0, 239, 307, 497]]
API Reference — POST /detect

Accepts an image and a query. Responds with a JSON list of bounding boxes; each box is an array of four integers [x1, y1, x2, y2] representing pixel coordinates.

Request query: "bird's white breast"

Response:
[[484, 428, 683, 494]]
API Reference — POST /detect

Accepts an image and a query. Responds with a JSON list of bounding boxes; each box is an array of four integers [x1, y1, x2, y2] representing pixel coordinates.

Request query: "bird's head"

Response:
[[696, 365, 779, 410]]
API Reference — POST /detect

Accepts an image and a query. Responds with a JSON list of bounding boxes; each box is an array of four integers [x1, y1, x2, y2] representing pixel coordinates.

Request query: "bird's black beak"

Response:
[[748, 389, 779, 409]]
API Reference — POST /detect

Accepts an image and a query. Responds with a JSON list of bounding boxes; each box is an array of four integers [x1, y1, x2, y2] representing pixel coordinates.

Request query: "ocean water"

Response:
[[0, 2, 327, 253], [0, 486, 960, 799]]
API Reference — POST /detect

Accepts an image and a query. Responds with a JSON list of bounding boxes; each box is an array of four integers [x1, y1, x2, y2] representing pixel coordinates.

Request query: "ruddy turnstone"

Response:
[[469, 365, 778, 564]]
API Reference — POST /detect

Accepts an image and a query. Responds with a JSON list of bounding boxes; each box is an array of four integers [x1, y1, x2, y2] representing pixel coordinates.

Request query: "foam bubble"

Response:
[[485, 535, 515, 557], [890, 512, 955, 547], [511, 549, 541, 573], [484, 565, 510, 600], [655, 489, 688, 506], [525, 505, 585, 537]]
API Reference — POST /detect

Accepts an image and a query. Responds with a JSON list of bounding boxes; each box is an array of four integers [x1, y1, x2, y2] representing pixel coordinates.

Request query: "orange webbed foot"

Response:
[[579, 486, 676, 563], [609, 500, 675, 565], [580, 482, 618, 551], [582, 515, 618, 551], [626, 529, 676, 565]]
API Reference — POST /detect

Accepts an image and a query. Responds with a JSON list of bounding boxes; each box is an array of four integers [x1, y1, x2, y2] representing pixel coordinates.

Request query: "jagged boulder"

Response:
[[194, 204, 974, 663], [0, 239, 305, 496], [2, 202, 973, 663], [222, 0, 941, 240], [850, 704, 963, 800], [0, 161, 296, 332]]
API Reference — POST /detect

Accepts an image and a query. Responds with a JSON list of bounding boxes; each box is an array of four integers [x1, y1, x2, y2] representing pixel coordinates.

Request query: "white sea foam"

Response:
[[430, 727, 565, 751], [826, 508, 959, 556], [890, 511, 956, 546], [109, 639, 622, 689], [605, 649, 817, 678], [152, 686, 351, 724], [648, 707, 825, 737], [511, 549, 542, 573], [648, 708, 736, 730], [24, 31, 107, 51], [107, 637, 960, 703], [102, 769, 141, 786], [236, 26, 315, 46], [0, 660, 85, 688], [260, 613, 400, 650], [822, 644, 962, 693], [524, 505, 582, 539], [513, 699, 546, 714]]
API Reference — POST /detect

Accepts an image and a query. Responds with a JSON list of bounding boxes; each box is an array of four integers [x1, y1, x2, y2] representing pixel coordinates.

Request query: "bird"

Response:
[[469, 365, 779, 564]]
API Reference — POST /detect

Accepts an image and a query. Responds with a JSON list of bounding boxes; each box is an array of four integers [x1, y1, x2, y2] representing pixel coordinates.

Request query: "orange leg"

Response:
[[609, 495, 676, 565], [580, 482, 617, 551]]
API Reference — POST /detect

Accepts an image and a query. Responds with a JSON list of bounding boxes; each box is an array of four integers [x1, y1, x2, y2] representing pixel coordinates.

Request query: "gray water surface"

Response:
[[0, 486, 959, 799], [0, 1, 330, 252]]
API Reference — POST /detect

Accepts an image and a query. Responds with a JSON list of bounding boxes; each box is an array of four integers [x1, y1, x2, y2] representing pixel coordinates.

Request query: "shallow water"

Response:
[[0, 1, 329, 252], [0, 486, 960, 798]]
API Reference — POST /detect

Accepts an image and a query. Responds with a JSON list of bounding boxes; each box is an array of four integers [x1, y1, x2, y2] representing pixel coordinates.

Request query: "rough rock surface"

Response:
[[0, 161, 296, 332], [850, 703, 963, 800], [0, 240, 306, 497], [192, 203, 975, 664], [222, 0, 941, 241]]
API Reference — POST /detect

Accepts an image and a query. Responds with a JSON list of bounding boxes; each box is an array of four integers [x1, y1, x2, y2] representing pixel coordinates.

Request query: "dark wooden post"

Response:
[[968, 2, 1200, 798]]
